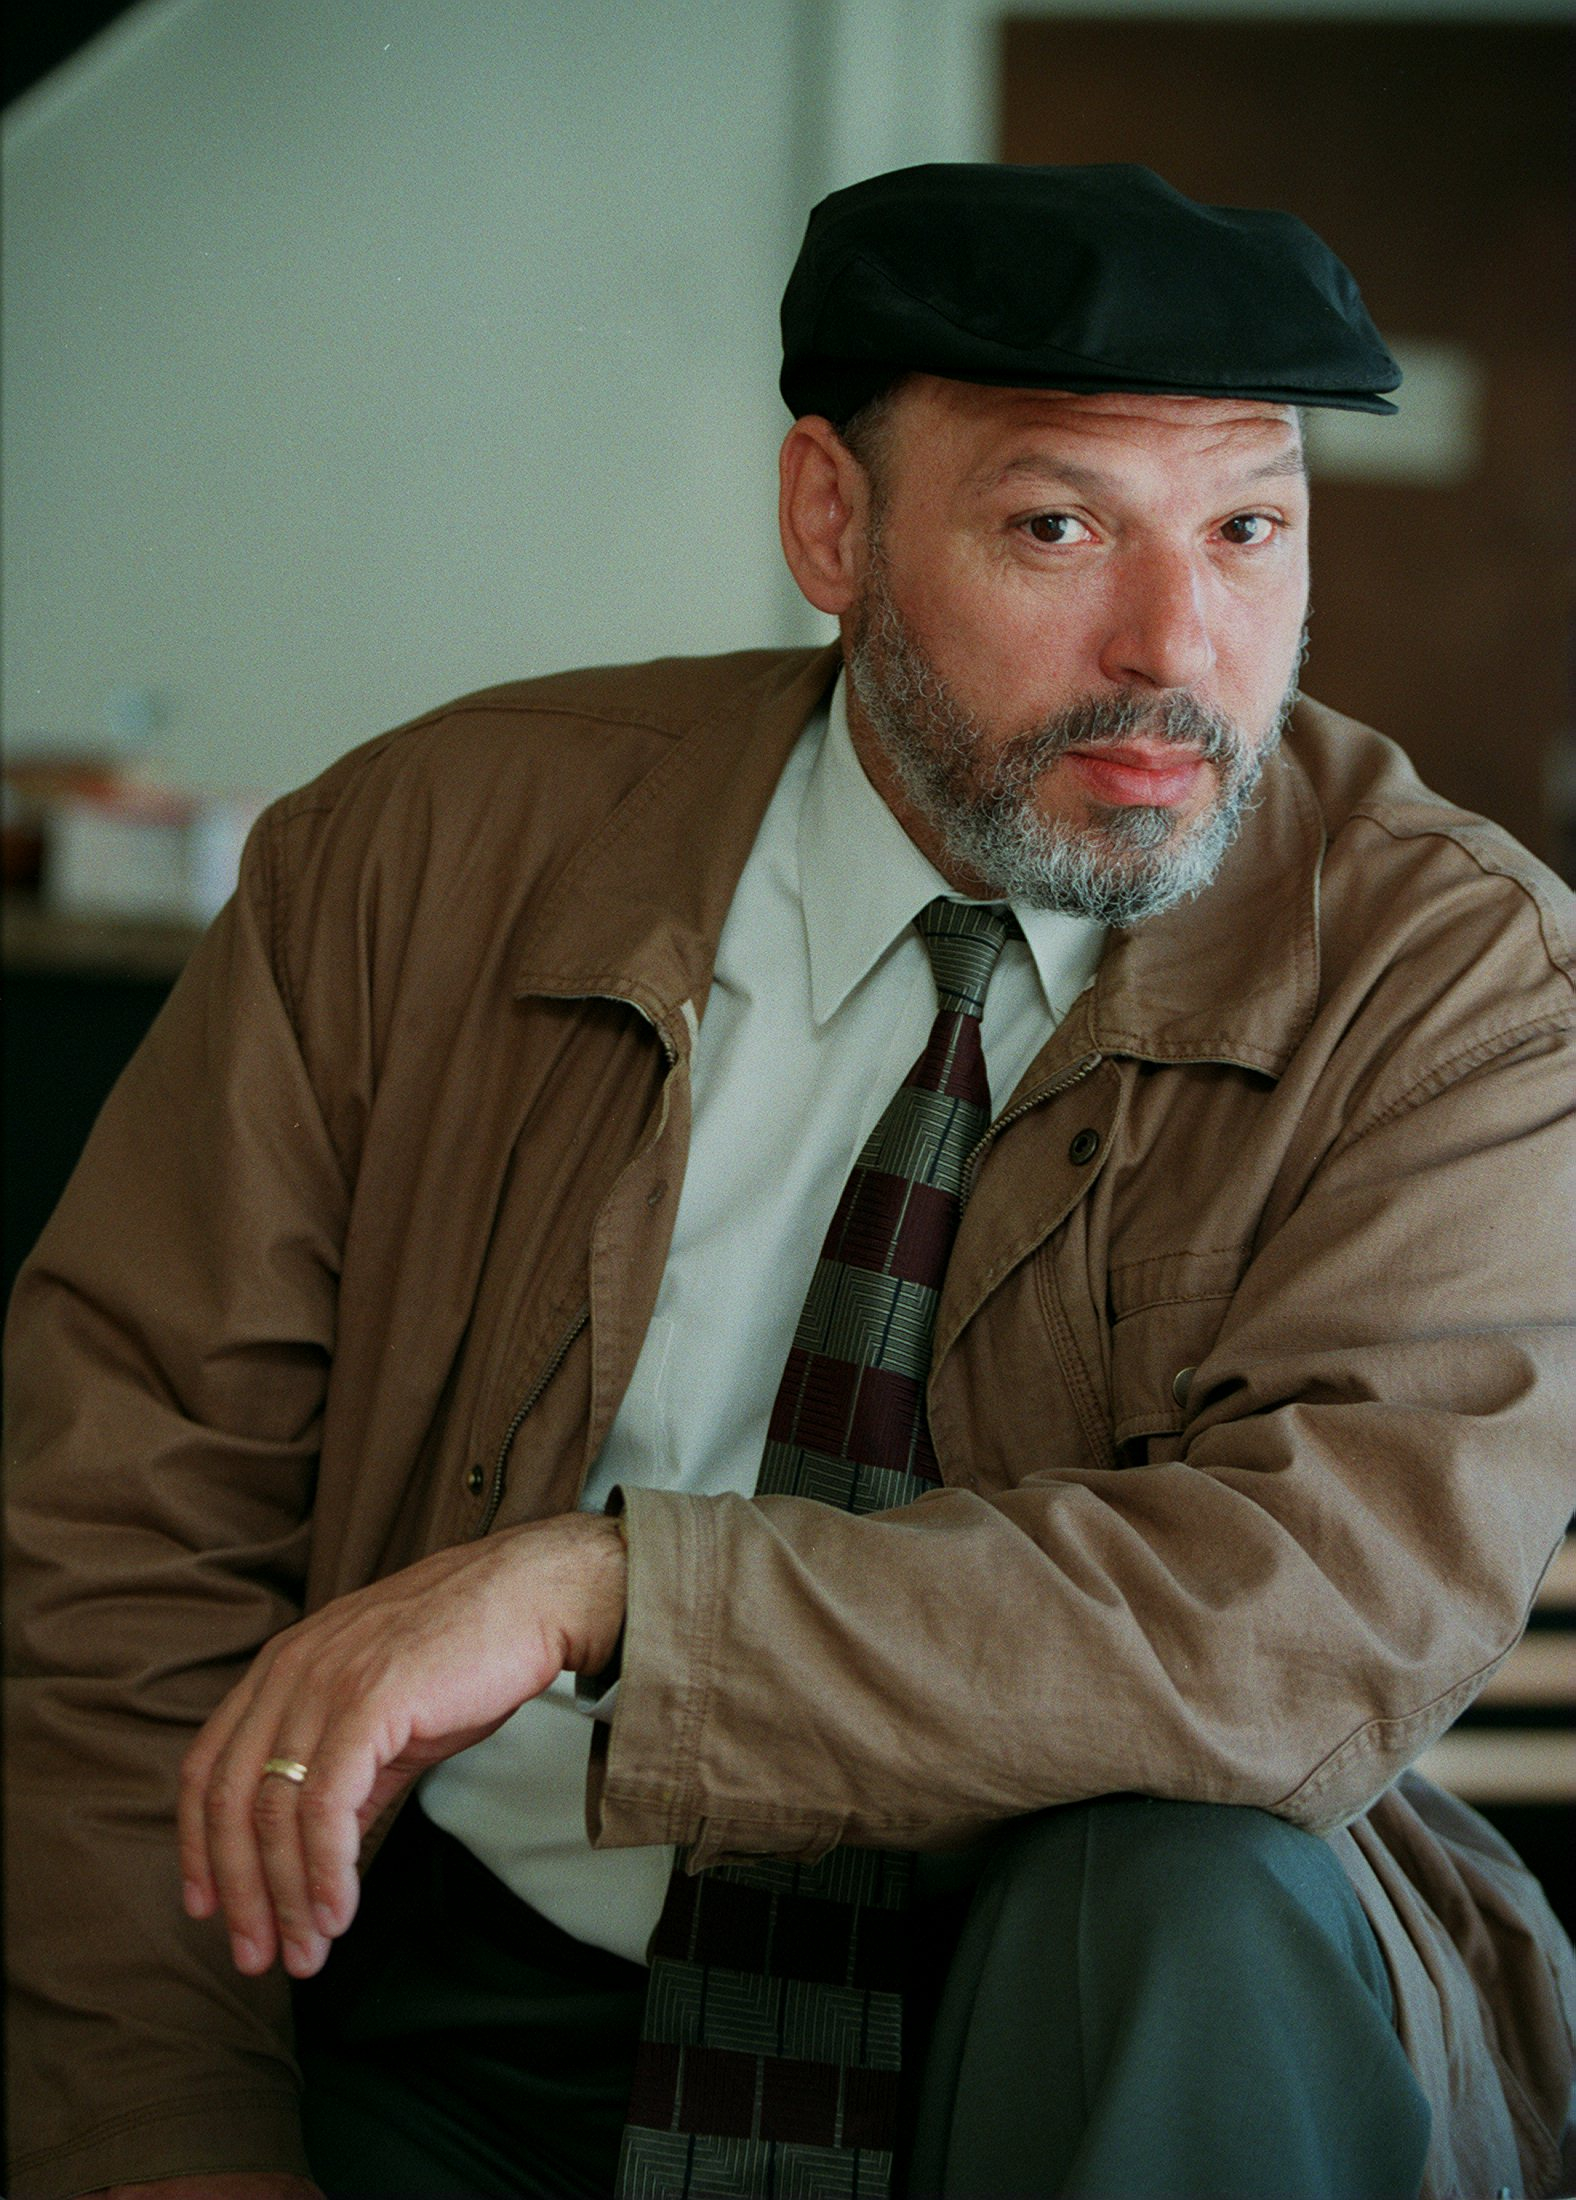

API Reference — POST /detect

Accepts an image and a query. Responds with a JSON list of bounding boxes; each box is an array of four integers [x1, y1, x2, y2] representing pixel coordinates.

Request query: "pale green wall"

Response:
[[2, 0, 817, 793]]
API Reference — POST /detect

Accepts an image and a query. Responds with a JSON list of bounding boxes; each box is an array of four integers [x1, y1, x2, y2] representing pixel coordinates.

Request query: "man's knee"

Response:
[[909, 1798, 1430, 2198], [979, 1794, 1395, 2016]]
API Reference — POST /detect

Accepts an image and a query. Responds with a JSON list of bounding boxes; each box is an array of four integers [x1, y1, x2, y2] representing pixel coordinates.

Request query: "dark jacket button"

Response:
[[466, 1463, 485, 1495], [1172, 1366, 1196, 1408], [1068, 1127, 1100, 1165]]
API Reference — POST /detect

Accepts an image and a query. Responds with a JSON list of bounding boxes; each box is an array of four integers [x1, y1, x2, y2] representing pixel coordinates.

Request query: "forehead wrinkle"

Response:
[[972, 440, 1306, 500], [980, 454, 1113, 497]]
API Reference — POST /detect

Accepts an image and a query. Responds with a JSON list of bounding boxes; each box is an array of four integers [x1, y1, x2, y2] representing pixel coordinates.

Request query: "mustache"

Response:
[[996, 691, 1251, 785]]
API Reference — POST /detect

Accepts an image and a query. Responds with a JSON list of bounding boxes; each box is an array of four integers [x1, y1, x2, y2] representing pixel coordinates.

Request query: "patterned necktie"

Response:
[[617, 898, 1016, 2200]]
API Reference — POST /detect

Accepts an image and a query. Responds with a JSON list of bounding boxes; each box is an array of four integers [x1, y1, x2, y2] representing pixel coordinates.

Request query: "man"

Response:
[[5, 164, 1574, 2199]]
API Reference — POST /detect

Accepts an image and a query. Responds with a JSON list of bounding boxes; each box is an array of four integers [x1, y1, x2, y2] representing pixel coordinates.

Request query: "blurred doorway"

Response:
[[1000, 19, 1572, 869]]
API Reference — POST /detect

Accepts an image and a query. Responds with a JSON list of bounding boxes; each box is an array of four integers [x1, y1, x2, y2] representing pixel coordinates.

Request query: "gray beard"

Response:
[[849, 559, 1303, 927]]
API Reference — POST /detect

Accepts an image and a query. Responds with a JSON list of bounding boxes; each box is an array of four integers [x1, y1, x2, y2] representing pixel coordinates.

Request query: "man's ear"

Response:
[[778, 416, 871, 616]]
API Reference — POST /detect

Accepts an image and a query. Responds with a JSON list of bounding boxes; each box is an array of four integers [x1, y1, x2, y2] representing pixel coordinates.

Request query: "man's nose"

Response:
[[1097, 548, 1217, 693]]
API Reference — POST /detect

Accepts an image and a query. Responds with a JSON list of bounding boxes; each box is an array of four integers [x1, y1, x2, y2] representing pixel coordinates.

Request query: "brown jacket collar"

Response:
[[513, 644, 1324, 1078]]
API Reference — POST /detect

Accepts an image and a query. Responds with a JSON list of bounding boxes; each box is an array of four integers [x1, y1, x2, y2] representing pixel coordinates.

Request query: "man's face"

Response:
[[841, 378, 1311, 923]]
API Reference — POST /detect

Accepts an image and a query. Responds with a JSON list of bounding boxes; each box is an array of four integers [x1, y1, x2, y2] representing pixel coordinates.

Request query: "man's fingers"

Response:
[[203, 1757, 283, 1974], [257, 1730, 378, 1970], [250, 1757, 332, 1976], [200, 1688, 331, 1975], [198, 1681, 386, 1977], [177, 1668, 270, 1919]]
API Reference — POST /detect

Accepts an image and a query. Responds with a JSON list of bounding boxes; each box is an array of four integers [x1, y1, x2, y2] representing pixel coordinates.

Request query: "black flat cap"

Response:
[[781, 163, 1400, 422]]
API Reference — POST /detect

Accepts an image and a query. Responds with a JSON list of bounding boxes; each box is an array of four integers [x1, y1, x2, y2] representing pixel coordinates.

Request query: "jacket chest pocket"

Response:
[[1107, 1247, 1248, 1465]]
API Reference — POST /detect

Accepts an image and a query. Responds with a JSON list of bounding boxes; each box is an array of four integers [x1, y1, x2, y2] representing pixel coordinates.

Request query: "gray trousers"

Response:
[[297, 1796, 1431, 2199]]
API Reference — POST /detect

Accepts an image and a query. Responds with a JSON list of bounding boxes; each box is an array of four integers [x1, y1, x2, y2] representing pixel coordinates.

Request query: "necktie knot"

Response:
[[915, 897, 1017, 1017]]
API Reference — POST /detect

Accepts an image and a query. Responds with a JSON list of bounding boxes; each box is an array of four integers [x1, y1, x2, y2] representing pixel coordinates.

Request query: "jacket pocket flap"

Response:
[[1108, 1248, 1246, 1448]]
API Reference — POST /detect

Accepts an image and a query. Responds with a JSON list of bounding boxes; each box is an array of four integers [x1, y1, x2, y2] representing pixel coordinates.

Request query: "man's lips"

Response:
[[1062, 743, 1211, 808]]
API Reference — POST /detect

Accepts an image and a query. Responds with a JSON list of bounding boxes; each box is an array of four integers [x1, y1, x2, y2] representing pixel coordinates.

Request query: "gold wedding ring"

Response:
[[261, 1756, 310, 1785]]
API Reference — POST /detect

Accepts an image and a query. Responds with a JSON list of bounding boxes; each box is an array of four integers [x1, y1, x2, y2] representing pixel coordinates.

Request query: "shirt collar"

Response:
[[799, 671, 1106, 1028]]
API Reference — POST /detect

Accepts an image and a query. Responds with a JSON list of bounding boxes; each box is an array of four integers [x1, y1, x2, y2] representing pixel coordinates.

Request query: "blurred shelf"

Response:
[[1, 898, 203, 980], [1476, 1634, 1576, 1706], [1416, 1731, 1576, 1804], [1424, 1531, 1576, 1808]]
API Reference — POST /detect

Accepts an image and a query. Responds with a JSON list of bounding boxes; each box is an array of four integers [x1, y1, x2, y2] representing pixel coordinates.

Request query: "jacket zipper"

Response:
[[963, 1051, 1104, 1198], [476, 1306, 590, 1535], [474, 996, 684, 1538]]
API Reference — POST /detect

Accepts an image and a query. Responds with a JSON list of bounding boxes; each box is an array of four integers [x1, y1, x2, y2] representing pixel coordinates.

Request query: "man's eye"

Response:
[[1220, 514, 1276, 546], [1024, 513, 1092, 546]]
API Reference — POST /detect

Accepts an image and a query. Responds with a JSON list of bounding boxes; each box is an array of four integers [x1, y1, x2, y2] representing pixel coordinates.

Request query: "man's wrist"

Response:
[[575, 1509, 628, 1681], [574, 1505, 628, 1701]]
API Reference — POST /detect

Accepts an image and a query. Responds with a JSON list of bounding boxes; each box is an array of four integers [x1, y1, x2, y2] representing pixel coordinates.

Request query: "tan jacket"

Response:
[[5, 646, 1575, 2199]]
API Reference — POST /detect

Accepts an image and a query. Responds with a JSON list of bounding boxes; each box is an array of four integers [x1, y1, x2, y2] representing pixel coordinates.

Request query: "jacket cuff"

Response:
[[588, 1485, 715, 1848], [587, 1487, 852, 1868]]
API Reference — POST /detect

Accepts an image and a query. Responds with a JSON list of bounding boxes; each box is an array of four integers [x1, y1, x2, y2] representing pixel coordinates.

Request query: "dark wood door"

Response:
[[1001, 20, 1572, 867]]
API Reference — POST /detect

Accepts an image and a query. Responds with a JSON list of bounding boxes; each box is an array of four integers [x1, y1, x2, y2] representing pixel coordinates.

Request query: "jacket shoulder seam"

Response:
[[1343, 803, 1575, 987], [262, 696, 689, 832], [261, 649, 827, 831], [1339, 1011, 1574, 1148]]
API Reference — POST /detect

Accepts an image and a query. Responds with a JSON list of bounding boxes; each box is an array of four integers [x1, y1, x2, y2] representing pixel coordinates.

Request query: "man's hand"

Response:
[[178, 1512, 626, 1982]]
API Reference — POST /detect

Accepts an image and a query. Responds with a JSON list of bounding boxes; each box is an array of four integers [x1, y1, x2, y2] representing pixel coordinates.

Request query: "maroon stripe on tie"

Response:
[[626, 2040, 683, 2126], [772, 1361, 929, 1473], [826, 1169, 912, 1272], [943, 1013, 989, 1102], [758, 2057, 841, 2146], [678, 2046, 759, 2139], [847, 1365, 925, 1470], [769, 1348, 857, 1451], [888, 1181, 956, 1284], [841, 2066, 904, 2149], [910, 1009, 964, 1094], [911, 1009, 991, 1105]]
